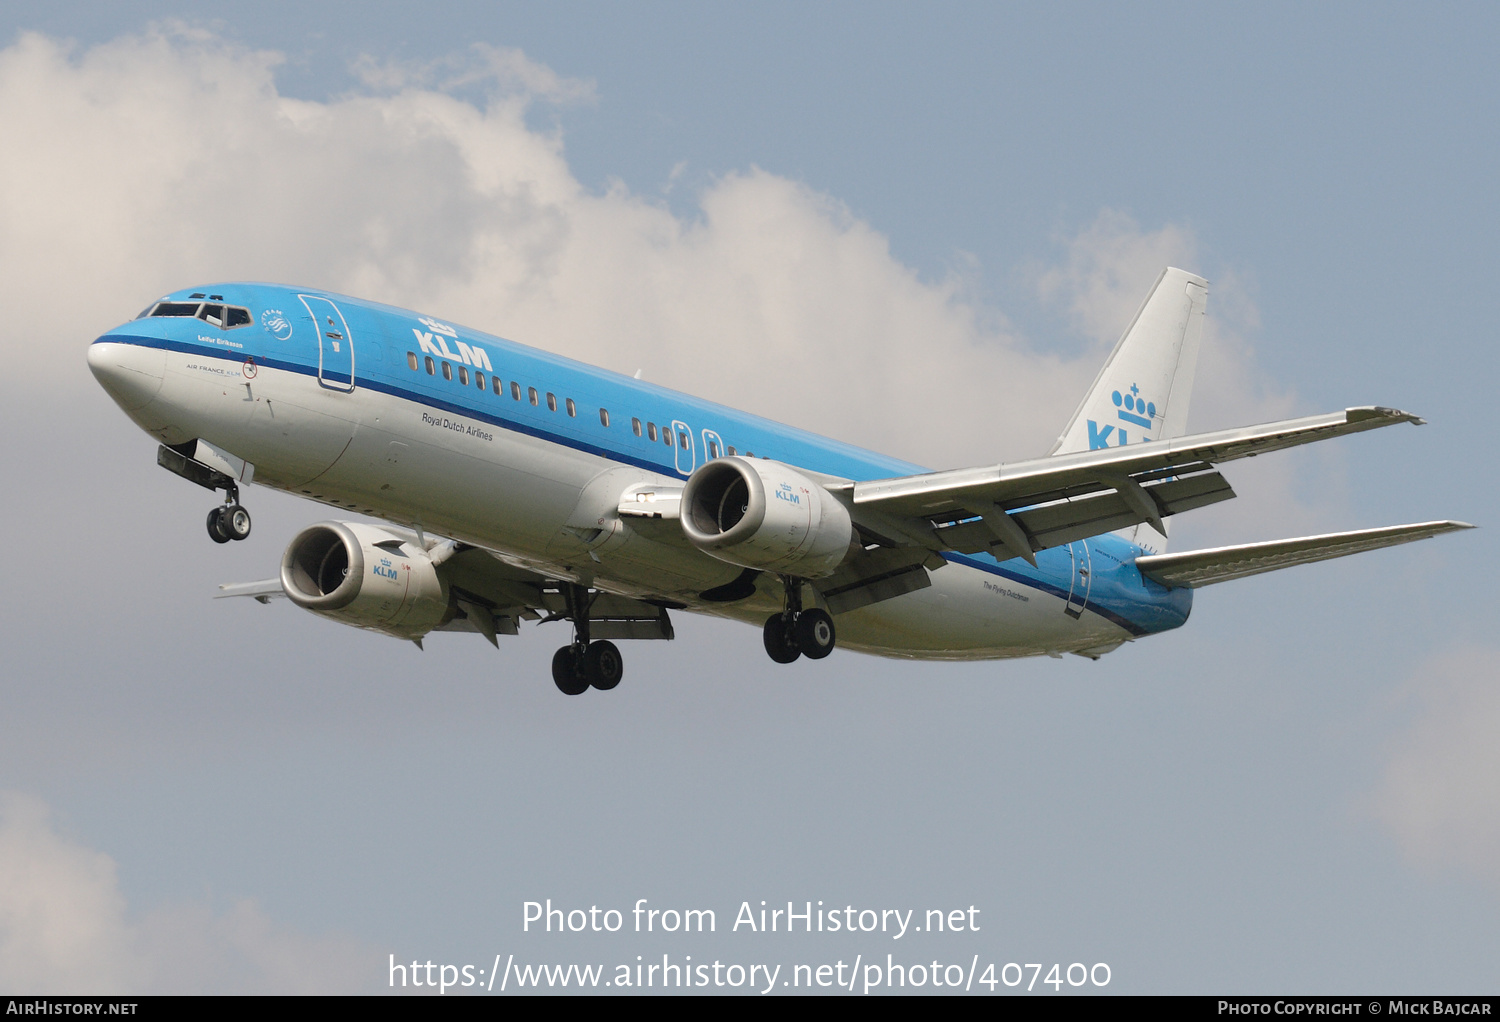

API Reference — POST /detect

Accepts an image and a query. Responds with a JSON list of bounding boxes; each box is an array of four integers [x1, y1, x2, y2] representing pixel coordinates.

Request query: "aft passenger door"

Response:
[[1064, 541, 1092, 619], [298, 295, 355, 393], [672, 419, 695, 475]]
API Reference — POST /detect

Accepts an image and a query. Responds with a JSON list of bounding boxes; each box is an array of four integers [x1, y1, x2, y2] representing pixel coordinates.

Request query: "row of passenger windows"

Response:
[[404, 350, 753, 459]]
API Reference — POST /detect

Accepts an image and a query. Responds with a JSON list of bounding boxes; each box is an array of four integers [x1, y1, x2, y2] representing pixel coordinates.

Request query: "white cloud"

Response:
[[0, 25, 1299, 470], [0, 792, 372, 993], [1374, 646, 1500, 889], [0, 24, 1331, 542]]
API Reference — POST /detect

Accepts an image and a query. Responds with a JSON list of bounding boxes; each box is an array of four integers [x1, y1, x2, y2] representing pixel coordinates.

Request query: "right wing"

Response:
[[840, 406, 1422, 564], [1134, 521, 1474, 589]]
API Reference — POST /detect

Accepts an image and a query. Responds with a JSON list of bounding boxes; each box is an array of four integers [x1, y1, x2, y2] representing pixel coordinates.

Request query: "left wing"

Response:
[[841, 406, 1421, 564]]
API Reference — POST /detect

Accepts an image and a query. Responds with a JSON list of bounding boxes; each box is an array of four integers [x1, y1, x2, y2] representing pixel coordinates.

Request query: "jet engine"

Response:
[[680, 458, 853, 577], [279, 522, 452, 640]]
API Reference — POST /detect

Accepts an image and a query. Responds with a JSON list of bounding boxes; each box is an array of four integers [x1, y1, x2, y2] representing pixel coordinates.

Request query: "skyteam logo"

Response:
[[412, 320, 493, 372], [1087, 383, 1159, 450], [262, 309, 293, 341]]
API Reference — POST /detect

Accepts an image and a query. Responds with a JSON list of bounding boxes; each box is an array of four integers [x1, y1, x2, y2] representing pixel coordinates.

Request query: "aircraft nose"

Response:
[[88, 339, 165, 411]]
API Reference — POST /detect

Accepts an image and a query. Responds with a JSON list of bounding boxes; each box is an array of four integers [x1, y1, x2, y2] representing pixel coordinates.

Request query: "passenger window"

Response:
[[493, 377, 502, 395], [459, 366, 470, 386], [511, 381, 521, 400], [647, 422, 657, 441], [709, 440, 720, 458], [632, 418, 642, 437], [599, 408, 610, 427], [407, 351, 418, 371], [546, 392, 557, 412], [727, 446, 736, 456], [475, 371, 485, 390], [665, 429, 673, 447], [425, 356, 435, 375], [442, 362, 453, 381], [529, 387, 539, 406], [679, 430, 689, 448], [226, 307, 252, 328], [566, 398, 576, 417]]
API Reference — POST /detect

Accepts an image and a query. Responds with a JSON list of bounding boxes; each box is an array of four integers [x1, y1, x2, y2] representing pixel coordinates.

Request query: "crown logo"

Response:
[[1112, 383, 1157, 431], [418, 316, 458, 338]]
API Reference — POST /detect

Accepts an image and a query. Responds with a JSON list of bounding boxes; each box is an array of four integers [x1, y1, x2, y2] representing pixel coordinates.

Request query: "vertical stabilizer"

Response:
[[1048, 266, 1208, 550]]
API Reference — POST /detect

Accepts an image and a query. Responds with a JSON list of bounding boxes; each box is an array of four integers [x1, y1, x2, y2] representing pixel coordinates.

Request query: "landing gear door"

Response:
[[299, 295, 355, 393], [672, 420, 695, 476]]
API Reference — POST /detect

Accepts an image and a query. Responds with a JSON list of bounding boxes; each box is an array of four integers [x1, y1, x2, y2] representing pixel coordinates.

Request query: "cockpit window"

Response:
[[145, 301, 253, 329], [152, 302, 201, 317]]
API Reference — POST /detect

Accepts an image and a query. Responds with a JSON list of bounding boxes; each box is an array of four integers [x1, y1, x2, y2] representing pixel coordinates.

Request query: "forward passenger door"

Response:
[[299, 295, 355, 392]]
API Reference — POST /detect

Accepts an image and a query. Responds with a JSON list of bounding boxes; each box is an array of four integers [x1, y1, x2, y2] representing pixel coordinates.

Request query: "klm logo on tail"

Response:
[[1088, 383, 1159, 450]]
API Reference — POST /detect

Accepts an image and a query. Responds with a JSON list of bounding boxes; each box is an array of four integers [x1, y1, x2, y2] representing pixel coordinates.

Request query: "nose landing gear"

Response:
[[206, 496, 252, 544], [762, 576, 836, 664], [156, 443, 254, 545], [205, 483, 252, 544]]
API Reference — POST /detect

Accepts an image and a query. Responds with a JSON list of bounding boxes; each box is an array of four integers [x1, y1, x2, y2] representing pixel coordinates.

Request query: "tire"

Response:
[[224, 505, 252, 541], [551, 646, 589, 695], [585, 640, 623, 690], [762, 614, 801, 664], [795, 608, 836, 660], [206, 507, 231, 544]]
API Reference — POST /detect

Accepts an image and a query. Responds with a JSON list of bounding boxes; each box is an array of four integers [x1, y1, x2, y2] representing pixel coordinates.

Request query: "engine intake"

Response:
[[680, 458, 852, 577], [280, 522, 452, 640]]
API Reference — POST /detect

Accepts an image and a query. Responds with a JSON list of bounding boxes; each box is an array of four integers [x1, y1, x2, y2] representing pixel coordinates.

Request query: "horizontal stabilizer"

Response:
[[1135, 520, 1473, 589]]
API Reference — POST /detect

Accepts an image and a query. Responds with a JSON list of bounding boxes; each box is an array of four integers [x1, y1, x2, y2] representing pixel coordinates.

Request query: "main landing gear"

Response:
[[206, 483, 252, 544], [551, 584, 625, 696], [762, 576, 836, 664]]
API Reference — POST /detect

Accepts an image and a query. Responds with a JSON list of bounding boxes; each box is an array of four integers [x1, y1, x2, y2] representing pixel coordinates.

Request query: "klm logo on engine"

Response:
[[1088, 383, 1159, 450], [774, 483, 801, 505], [412, 319, 493, 373], [374, 556, 400, 581]]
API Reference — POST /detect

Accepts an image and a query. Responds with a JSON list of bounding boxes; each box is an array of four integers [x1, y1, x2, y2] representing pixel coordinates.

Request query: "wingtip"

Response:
[[1355, 405, 1425, 425]]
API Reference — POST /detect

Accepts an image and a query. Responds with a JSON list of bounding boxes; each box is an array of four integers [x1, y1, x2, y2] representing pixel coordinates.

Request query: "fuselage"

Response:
[[87, 283, 1191, 659]]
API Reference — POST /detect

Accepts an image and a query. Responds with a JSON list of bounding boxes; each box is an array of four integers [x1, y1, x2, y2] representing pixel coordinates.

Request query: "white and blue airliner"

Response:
[[87, 268, 1470, 694]]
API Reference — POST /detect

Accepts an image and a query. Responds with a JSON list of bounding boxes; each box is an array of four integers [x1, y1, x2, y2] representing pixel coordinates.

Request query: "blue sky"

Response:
[[0, 2, 1495, 993]]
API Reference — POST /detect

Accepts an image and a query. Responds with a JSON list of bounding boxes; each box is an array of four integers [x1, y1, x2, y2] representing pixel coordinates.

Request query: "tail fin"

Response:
[[1049, 266, 1208, 549]]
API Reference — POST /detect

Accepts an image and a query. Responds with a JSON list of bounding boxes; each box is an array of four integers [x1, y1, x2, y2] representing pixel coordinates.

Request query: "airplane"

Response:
[[87, 267, 1470, 695]]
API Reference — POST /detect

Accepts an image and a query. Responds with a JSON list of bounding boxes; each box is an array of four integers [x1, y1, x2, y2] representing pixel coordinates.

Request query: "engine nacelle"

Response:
[[680, 458, 853, 577], [279, 522, 452, 640]]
